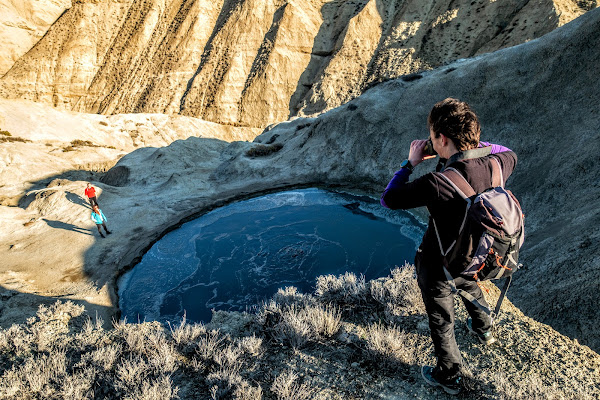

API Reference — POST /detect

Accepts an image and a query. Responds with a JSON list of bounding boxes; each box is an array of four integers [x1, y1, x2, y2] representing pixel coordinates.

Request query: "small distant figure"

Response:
[[91, 205, 111, 238], [85, 183, 99, 207]]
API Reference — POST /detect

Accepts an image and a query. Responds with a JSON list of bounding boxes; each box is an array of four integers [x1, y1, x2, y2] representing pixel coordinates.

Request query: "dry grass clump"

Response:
[[272, 286, 313, 307], [71, 139, 98, 147], [0, 301, 265, 399], [486, 370, 595, 400], [259, 300, 341, 348], [0, 130, 11, 136], [363, 322, 421, 366], [245, 143, 283, 157], [0, 135, 31, 143], [63, 139, 100, 152], [271, 370, 317, 400], [315, 272, 368, 306], [370, 263, 425, 317]]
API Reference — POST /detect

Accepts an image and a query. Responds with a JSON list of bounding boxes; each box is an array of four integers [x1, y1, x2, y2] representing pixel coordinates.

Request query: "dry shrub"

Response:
[[0, 136, 30, 143], [197, 330, 226, 360], [90, 343, 122, 371], [70, 139, 98, 147], [269, 304, 312, 348], [0, 330, 8, 351], [125, 375, 179, 400], [77, 316, 106, 347], [233, 381, 263, 400], [1, 350, 68, 398], [113, 319, 163, 355], [237, 334, 263, 357], [146, 330, 179, 373], [31, 301, 85, 351], [364, 322, 418, 366], [370, 263, 425, 316], [116, 355, 150, 389], [60, 368, 96, 399], [271, 370, 316, 400], [272, 286, 311, 307], [213, 343, 243, 372], [315, 272, 368, 306], [266, 303, 341, 348], [1, 324, 34, 355]]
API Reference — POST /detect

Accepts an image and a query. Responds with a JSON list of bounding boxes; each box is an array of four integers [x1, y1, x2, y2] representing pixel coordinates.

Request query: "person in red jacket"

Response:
[[84, 183, 99, 207]]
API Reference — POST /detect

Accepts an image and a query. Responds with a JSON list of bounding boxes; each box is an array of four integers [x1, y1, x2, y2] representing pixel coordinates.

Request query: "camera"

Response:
[[423, 138, 437, 156]]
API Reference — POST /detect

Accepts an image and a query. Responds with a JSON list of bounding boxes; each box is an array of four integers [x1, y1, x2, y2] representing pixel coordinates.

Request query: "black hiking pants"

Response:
[[416, 253, 492, 375]]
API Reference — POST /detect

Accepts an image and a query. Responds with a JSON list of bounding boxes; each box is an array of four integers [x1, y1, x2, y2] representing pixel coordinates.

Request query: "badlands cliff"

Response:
[[0, 0, 595, 129]]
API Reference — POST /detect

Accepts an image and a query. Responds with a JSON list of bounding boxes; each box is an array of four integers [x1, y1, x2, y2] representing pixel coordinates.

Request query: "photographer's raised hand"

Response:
[[408, 139, 430, 167]]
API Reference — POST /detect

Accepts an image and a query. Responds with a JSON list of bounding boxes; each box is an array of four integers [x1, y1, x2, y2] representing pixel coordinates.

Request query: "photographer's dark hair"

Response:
[[428, 98, 480, 151]]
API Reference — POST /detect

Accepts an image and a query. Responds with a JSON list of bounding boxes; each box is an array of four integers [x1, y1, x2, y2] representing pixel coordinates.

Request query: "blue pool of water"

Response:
[[118, 188, 424, 324]]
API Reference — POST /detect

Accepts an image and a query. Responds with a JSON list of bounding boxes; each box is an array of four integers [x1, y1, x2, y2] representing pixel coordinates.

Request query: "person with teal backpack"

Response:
[[91, 205, 112, 238]]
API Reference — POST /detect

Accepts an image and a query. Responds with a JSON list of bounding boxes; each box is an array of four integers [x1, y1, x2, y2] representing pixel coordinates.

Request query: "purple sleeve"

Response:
[[380, 168, 412, 208], [479, 141, 511, 154]]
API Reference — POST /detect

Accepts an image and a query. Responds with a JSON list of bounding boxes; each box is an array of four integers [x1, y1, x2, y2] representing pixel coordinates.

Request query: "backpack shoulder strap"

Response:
[[432, 168, 474, 256], [437, 167, 476, 200], [490, 156, 504, 188]]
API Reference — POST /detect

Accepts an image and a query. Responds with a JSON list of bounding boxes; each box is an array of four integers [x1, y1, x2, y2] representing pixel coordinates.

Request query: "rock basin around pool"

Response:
[[118, 188, 424, 324]]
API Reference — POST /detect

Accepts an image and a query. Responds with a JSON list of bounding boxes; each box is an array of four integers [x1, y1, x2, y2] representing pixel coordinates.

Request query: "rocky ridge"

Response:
[[0, 0, 595, 128]]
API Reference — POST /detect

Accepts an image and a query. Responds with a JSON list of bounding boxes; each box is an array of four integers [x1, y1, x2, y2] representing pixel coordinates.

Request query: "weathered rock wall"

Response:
[[0, 0, 71, 76], [0, 0, 594, 128]]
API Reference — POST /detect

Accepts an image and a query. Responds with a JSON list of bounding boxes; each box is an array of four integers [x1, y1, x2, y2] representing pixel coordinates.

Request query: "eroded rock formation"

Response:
[[0, 0, 595, 129], [0, 0, 71, 76]]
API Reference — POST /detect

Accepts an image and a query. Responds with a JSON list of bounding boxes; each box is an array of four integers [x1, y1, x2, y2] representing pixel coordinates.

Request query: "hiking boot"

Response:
[[106, 230, 112, 235], [99, 233, 105, 238], [421, 365, 462, 395], [467, 318, 496, 345]]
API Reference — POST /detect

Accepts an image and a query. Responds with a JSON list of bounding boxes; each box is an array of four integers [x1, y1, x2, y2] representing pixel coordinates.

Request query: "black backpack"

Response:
[[433, 157, 524, 322]]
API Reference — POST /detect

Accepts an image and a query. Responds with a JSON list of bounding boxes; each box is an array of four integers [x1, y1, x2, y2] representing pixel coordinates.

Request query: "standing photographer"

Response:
[[380, 98, 516, 395]]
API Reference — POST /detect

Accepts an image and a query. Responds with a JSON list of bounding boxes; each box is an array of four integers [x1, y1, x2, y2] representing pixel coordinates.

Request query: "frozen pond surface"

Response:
[[119, 188, 424, 324]]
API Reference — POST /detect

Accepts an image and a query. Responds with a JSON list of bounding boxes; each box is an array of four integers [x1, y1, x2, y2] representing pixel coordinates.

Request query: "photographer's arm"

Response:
[[381, 140, 436, 209], [380, 172, 436, 210]]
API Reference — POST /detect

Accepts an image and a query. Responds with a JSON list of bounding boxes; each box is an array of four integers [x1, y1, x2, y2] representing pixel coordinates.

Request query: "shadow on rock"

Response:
[[42, 218, 94, 236], [66, 191, 92, 209]]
